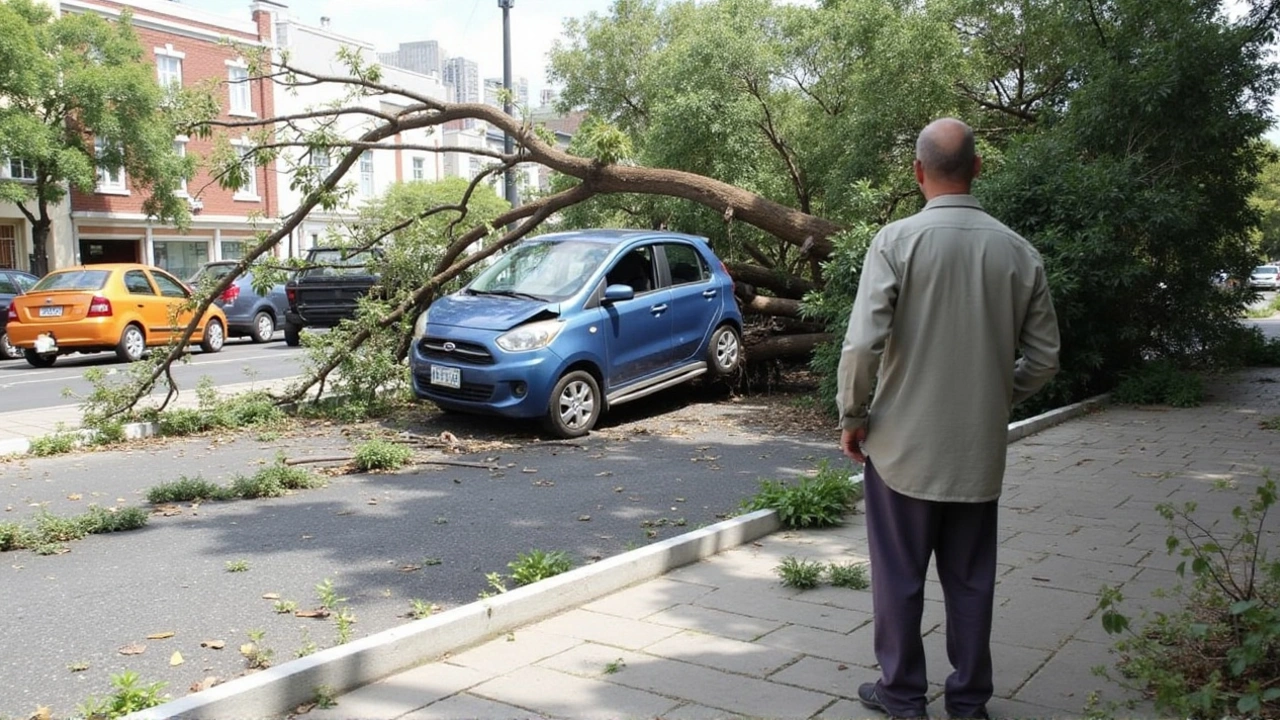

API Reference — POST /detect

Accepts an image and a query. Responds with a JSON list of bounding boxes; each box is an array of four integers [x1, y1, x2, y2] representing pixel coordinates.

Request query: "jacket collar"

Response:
[[923, 194, 983, 211]]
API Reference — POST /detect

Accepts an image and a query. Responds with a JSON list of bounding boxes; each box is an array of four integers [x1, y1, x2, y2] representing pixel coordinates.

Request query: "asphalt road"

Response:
[[0, 337, 307, 413], [0, 389, 836, 718]]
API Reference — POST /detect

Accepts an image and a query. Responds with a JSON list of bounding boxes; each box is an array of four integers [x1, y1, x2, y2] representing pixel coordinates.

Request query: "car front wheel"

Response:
[[200, 318, 225, 353], [24, 349, 56, 368], [250, 311, 275, 343], [115, 324, 146, 362], [542, 370, 601, 438], [707, 324, 742, 377]]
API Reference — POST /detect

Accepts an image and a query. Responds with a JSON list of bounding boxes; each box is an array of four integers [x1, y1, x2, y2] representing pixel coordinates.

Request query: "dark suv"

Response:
[[0, 269, 39, 359], [284, 247, 382, 346], [188, 262, 290, 343]]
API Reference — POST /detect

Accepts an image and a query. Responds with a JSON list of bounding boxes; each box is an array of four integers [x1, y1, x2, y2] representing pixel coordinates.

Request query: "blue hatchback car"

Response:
[[410, 230, 744, 437]]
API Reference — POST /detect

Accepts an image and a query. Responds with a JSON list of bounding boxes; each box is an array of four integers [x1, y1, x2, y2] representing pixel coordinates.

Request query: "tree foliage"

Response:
[[0, 0, 195, 275]]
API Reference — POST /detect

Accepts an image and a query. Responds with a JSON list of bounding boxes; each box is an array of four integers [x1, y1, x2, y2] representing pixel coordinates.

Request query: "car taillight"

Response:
[[5, 306, 15, 322], [286, 287, 296, 303], [220, 285, 241, 303], [87, 296, 113, 317]]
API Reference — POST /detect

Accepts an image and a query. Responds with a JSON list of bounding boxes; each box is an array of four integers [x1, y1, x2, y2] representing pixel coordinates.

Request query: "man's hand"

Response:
[[841, 427, 868, 464]]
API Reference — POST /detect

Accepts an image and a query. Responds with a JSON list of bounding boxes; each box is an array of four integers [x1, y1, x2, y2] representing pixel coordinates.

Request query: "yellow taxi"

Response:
[[5, 263, 227, 367]]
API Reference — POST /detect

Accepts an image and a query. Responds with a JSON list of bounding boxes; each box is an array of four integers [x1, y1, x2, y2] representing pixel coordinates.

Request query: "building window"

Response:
[[310, 148, 331, 173], [155, 48, 183, 89], [227, 64, 253, 116], [0, 225, 16, 268], [411, 157, 425, 181], [173, 139, 187, 196], [7, 158, 36, 181], [153, 240, 208, 282], [359, 150, 374, 197], [221, 241, 246, 260], [95, 137, 127, 194], [233, 142, 258, 200]]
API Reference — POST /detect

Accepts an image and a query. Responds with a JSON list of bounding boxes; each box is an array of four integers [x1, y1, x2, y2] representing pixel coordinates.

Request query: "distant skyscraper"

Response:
[[443, 56, 480, 104], [483, 76, 529, 109], [539, 88, 558, 108], [379, 40, 444, 78]]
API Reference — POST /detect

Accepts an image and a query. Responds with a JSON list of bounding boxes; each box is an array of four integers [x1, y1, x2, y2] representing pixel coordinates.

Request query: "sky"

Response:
[[176, 0, 616, 103]]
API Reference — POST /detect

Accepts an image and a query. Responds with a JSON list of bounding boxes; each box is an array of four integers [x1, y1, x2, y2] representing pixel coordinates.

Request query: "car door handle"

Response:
[[702, 289, 717, 298], [650, 304, 668, 314]]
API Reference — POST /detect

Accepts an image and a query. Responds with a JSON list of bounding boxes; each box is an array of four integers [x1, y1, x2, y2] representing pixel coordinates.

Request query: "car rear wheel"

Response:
[[23, 349, 56, 368], [200, 318, 225, 353], [250, 311, 275, 343], [706, 324, 742, 377], [0, 331, 20, 360], [115, 324, 146, 362], [284, 322, 301, 347], [542, 370, 601, 438]]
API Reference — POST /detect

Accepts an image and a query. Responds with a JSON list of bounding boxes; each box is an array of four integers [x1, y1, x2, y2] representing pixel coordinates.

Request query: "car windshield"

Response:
[[468, 240, 611, 301], [302, 249, 377, 278], [190, 264, 235, 283], [1255, 266, 1278, 274], [32, 269, 110, 292]]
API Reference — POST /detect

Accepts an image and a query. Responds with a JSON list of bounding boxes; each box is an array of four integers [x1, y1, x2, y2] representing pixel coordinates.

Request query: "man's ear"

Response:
[[913, 159, 925, 186], [972, 155, 983, 180]]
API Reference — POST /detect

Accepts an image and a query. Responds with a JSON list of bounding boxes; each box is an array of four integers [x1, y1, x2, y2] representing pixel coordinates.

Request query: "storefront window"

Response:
[[153, 240, 208, 282], [220, 241, 246, 260]]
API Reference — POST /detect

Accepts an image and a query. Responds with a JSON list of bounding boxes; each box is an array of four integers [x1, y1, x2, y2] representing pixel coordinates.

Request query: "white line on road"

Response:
[[0, 352, 296, 389]]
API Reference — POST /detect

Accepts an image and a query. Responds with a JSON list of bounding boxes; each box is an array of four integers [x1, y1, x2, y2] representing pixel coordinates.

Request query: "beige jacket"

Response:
[[837, 194, 1060, 502]]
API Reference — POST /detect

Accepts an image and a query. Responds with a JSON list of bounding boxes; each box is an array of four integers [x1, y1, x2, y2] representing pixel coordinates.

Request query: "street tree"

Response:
[[0, 0, 194, 276]]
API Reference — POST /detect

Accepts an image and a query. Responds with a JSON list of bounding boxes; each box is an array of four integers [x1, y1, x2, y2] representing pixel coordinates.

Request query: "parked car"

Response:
[[188, 261, 289, 343], [284, 247, 382, 346], [1250, 264, 1279, 290], [6, 263, 227, 367], [0, 269, 39, 360], [410, 230, 744, 438]]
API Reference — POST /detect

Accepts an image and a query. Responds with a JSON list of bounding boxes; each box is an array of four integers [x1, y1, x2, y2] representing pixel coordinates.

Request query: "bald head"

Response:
[[915, 118, 978, 188]]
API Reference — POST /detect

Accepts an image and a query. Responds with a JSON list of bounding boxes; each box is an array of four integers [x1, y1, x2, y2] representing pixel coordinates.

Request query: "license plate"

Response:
[[430, 365, 461, 389], [38, 306, 63, 317]]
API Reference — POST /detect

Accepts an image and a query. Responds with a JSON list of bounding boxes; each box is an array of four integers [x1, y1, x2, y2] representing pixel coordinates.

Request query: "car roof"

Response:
[[50, 263, 165, 273], [532, 230, 710, 245]]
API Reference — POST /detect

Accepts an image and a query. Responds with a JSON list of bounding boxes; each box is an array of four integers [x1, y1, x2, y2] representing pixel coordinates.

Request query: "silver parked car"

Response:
[[188, 262, 290, 343], [1249, 264, 1279, 291]]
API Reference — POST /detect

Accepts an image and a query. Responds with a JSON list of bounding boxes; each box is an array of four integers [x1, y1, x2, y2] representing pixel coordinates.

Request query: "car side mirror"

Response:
[[603, 284, 635, 303]]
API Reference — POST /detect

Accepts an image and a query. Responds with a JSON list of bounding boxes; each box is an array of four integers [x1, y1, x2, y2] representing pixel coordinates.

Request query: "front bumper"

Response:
[[409, 338, 563, 419]]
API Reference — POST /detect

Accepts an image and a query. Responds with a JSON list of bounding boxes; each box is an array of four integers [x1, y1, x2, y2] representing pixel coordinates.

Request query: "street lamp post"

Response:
[[499, 0, 518, 212]]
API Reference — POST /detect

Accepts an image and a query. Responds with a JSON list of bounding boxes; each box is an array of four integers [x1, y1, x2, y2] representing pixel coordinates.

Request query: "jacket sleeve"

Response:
[[837, 232, 898, 430], [1012, 264, 1061, 406]]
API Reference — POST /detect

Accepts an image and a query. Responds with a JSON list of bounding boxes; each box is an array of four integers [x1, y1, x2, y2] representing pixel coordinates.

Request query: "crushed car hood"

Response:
[[428, 293, 560, 331]]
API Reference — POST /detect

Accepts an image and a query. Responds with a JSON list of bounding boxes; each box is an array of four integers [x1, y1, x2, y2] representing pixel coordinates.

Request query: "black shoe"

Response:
[[858, 682, 927, 720]]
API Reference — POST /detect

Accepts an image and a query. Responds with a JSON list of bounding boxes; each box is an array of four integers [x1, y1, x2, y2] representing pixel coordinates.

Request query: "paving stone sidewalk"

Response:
[[286, 367, 1280, 720]]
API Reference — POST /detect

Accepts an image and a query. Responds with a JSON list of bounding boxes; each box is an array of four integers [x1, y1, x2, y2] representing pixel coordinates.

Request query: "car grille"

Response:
[[418, 337, 495, 365], [417, 377, 496, 402]]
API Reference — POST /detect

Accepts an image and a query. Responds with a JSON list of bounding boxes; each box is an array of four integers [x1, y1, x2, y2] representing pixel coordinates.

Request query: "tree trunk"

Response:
[[744, 332, 833, 362], [741, 294, 803, 318], [30, 217, 51, 277], [725, 262, 816, 299]]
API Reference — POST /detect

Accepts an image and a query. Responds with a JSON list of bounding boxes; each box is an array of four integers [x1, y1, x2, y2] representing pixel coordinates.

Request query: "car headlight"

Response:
[[496, 320, 564, 352], [413, 310, 429, 339]]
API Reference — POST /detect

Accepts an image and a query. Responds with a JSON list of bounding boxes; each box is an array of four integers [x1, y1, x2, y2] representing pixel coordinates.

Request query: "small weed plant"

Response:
[[273, 599, 298, 614], [77, 670, 168, 718], [146, 475, 233, 503], [316, 578, 346, 610], [1096, 475, 1279, 718], [225, 559, 250, 573], [776, 556, 825, 589], [828, 561, 871, 589], [603, 658, 626, 674], [353, 438, 414, 471], [229, 459, 322, 499], [335, 607, 357, 644], [0, 506, 148, 554], [742, 460, 863, 528], [313, 684, 338, 709], [409, 599, 438, 619], [1262, 415, 1280, 432], [1112, 360, 1205, 407], [241, 629, 274, 669], [29, 431, 78, 457], [508, 549, 573, 586]]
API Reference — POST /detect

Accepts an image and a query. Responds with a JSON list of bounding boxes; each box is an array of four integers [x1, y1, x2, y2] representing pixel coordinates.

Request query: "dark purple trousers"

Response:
[[863, 458, 998, 718]]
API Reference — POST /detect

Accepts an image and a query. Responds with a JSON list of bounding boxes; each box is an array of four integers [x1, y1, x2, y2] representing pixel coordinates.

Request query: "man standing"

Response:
[[837, 118, 1060, 720]]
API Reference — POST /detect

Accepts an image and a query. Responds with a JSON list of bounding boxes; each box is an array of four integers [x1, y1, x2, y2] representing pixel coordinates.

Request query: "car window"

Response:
[[33, 269, 110, 292], [606, 246, 656, 293], [663, 243, 709, 286], [469, 240, 610, 299], [151, 270, 189, 298], [1256, 266, 1278, 273], [302, 249, 377, 277], [15, 273, 36, 291], [123, 270, 156, 295], [0, 277, 16, 294]]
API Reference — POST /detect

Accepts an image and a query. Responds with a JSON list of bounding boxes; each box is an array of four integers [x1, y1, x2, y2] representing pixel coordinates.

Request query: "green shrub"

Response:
[[1, 506, 149, 553], [508, 549, 573, 586], [1112, 360, 1205, 407], [353, 438, 414, 471], [1096, 476, 1279, 718], [83, 506, 149, 534], [0, 522, 28, 552], [147, 476, 232, 504], [155, 408, 212, 436], [28, 432, 78, 457], [77, 670, 168, 718], [230, 462, 321, 499], [828, 561, 870, 589], [742, 460, 862, 528]]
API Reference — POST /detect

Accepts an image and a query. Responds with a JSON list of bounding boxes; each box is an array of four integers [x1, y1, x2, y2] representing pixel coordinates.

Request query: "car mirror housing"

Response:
[[602, 284, 635, 303]]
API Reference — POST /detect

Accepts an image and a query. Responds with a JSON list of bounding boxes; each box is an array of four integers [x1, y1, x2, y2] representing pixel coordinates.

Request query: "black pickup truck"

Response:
[[283, 247, 382, 346]]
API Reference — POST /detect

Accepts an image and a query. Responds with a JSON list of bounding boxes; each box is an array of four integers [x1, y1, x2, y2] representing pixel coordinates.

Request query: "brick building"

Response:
[[60, 0, 278, 280]]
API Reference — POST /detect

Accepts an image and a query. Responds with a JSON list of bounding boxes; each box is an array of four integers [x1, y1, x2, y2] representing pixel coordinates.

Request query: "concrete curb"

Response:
[[127, 509, 783, 720], [1007, 393, 1109, 443]]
